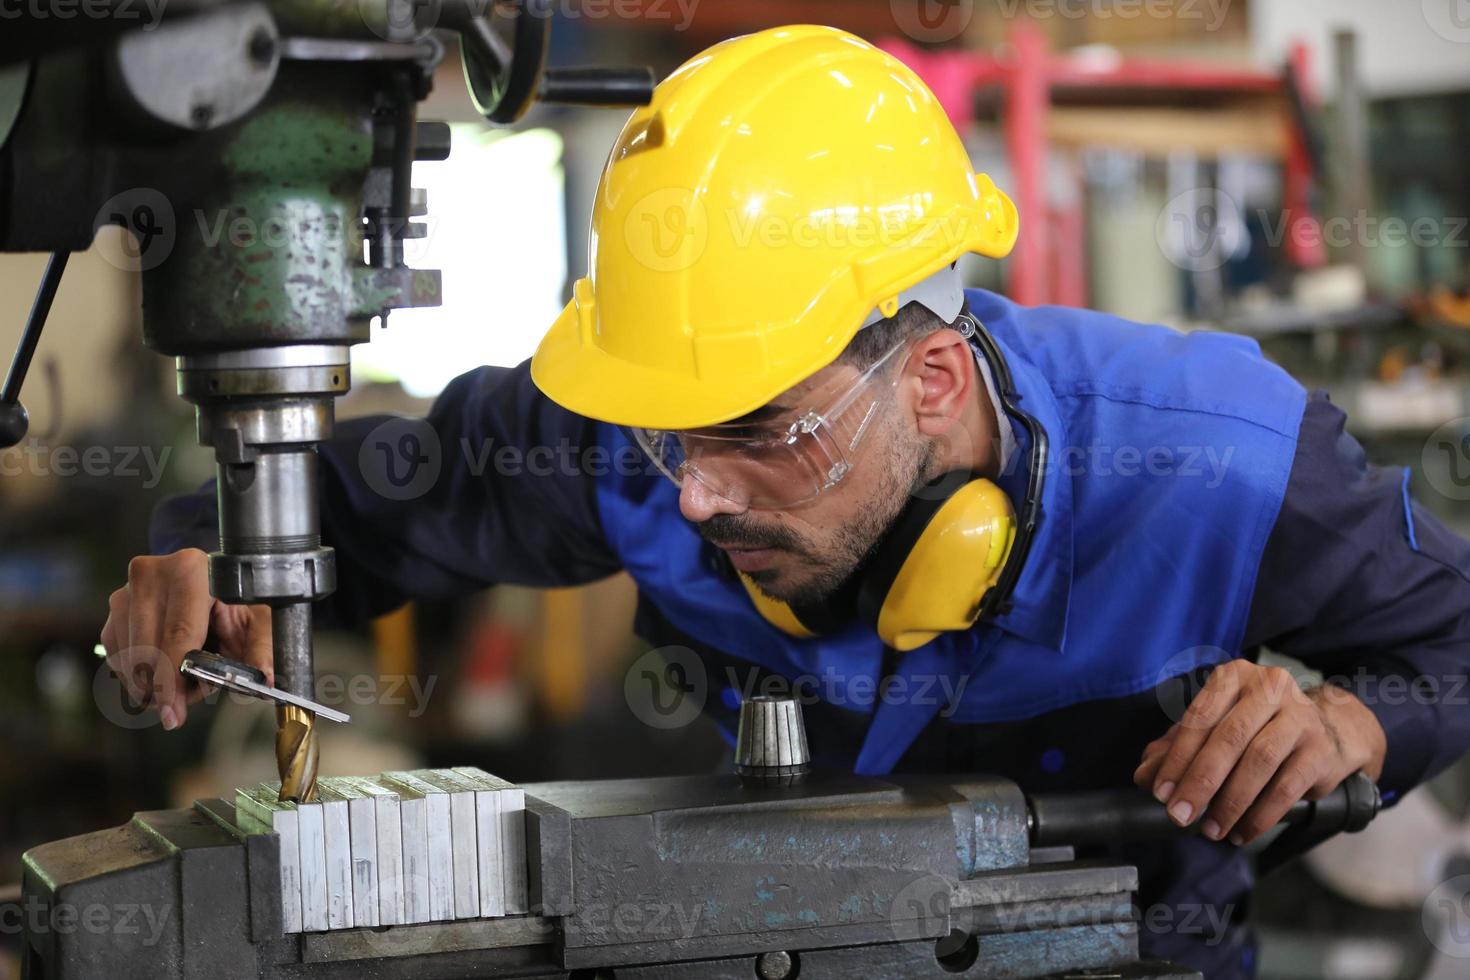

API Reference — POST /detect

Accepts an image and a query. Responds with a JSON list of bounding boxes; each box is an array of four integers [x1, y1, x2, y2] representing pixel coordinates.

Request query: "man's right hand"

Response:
[[100, 549, 273, 731]]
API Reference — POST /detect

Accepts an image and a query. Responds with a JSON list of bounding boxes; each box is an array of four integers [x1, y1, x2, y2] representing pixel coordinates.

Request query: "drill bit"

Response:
[[273, 603, 319, 803], [276, 705, 319, 803]]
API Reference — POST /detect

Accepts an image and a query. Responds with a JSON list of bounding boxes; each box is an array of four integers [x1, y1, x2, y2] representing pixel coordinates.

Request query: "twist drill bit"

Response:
[[276, 705, 319, 803]]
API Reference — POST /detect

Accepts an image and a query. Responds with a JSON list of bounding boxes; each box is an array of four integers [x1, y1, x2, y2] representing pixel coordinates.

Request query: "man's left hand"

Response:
[[1133, 659, 1386, 845]]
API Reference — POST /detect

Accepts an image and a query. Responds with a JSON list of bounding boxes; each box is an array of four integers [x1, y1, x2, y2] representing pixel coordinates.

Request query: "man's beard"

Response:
[[697, 431, 935, 609]]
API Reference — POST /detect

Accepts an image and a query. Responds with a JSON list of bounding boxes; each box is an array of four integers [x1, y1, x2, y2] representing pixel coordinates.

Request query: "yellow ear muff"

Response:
[[739, 574, 817, 639], [739, 475, 1017, 651], [870, 479, 1016, 651]]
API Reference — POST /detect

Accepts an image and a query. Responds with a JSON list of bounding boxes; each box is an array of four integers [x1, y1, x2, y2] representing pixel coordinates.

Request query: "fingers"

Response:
[[1231, 747, 1330, 844], [1165, 677, 1287, 831], [1133, 730, 1177, 789], [1199, 712, 1303, 842], [213, 602, 274, 685], [125, 556, 169, 716], [101, 550, 214, 730], [1147, 662, 1249, 810], [1137, 660, 1358, 848], [101, 588, 145, 705], [159, 566, 214, 728]]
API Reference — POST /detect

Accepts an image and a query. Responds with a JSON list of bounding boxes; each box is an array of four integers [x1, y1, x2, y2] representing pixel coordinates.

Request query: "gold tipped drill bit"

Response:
[[276, 705, 319, 803]]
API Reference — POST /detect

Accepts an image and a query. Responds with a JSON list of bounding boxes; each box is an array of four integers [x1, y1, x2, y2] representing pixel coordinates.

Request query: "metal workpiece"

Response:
[[415, 771, 486, 920], [345, 775, 407, 927], [380, 772, 456, 922], [311, 782, 357, 931], [452, 767, 530, 915], [733, 694, 811, 782]]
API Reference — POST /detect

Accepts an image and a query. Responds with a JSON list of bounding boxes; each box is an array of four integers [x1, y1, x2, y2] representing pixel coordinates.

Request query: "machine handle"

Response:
[[1028, 771, 1381, 850], [539, 67, 657, 107], [0, 250, 68, 448]]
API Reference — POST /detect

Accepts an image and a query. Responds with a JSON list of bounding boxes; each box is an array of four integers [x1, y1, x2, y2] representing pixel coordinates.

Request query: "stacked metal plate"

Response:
[[232, 768, 527, 934]]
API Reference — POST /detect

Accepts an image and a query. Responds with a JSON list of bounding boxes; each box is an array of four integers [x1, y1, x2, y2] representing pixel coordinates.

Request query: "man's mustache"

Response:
[[696, 514, 803, 553]]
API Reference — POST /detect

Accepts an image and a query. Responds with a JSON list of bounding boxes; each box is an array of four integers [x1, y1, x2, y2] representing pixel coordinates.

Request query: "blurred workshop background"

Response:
[[4, 1, 1470, 977]]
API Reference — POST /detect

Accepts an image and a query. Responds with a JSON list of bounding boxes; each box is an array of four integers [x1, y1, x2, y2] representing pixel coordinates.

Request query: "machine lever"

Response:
[[539, 67, 657, 107], [1028, 771, 1381, 860], [0, 250, 67, 448]]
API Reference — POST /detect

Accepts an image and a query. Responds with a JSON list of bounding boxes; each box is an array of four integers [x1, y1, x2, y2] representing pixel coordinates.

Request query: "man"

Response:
[[101, 26, 1470, 978]]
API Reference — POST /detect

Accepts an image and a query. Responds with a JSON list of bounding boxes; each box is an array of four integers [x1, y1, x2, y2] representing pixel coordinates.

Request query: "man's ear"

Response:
[[906, 327, 975, 438]]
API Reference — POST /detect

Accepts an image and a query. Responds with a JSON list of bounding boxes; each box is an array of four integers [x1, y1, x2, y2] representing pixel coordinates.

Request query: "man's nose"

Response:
[[679, 474, 748, 523]]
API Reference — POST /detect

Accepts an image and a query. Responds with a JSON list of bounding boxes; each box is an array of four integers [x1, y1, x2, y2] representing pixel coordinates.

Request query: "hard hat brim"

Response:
[[531, 296, 847, 431]]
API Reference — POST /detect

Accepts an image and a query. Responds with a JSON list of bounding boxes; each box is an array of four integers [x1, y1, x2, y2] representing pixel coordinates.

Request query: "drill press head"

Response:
[[0, 2, 654, 801]]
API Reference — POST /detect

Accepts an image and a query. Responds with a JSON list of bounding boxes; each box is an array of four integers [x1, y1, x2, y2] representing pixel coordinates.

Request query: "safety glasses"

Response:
[[633, 338, 913, 510]]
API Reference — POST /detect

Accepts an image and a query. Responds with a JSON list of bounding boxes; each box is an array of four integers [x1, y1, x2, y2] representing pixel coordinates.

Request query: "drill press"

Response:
[[0, 1, 654, 801]]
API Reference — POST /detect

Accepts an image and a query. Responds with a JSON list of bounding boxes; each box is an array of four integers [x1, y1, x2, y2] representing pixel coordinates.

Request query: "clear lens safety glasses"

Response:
[[633, 339, 912, 510]]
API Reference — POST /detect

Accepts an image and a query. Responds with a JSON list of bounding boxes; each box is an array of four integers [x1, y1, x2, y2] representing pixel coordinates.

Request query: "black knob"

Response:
[[0, 401, 27, 448]]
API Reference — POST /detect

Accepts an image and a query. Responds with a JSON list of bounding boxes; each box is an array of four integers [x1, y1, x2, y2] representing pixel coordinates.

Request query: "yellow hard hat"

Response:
[[531, 25, 1019, 430]]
